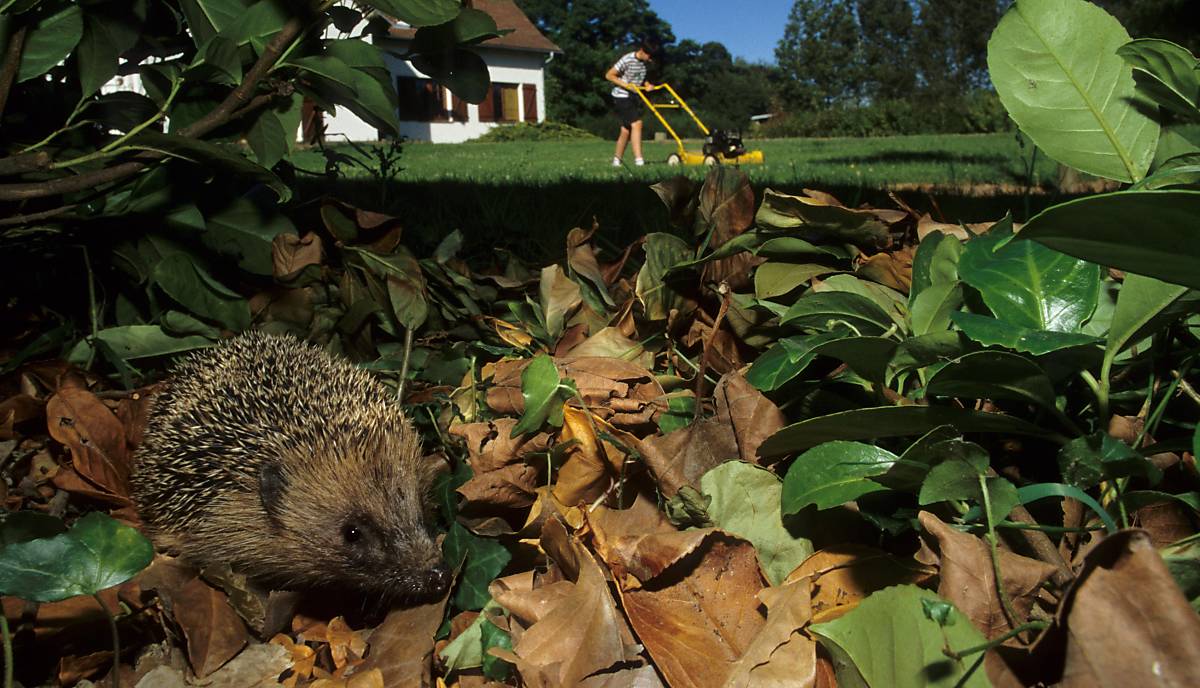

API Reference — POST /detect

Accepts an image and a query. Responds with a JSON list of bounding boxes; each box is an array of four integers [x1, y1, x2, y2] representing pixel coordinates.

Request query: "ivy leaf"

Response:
[[442, 524, 511, 612], [510, 355, 571, 438], [0, 513, 153, 602]]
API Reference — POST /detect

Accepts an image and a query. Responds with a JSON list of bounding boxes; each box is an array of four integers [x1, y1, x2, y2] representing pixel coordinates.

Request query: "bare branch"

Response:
[[0, 25, 28, 120]]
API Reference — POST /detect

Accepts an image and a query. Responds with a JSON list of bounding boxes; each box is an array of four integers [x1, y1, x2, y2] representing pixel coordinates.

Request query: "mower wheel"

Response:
[[666, 153, 681, 166], [703, 155, 718, 166]]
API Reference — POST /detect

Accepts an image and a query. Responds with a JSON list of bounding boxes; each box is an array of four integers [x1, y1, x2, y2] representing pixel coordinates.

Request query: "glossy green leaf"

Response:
[[917, 440, 1019, 523], [17, 3, 83, 82], [780, 441, 896, 514], [67, 325, 213, 364], [480, 614, 514, 681], [891, 331, 969, 373], [0, 513, 153, 602], [637, 233, 692, 320], [755, 236, 848, 261], [782, 291, 895, 336], [1057, 432, 1162, 489], [959, 223, 1100, 332], [361, 0, 461, 27], [510, 355, 563, 438], [129, 132, 290, 201], [745, 331, 844, 391], [811, 336, 897, 383], [177, 0, 246, 47], [758, 406, 1063, 460], [443, 523, 511, 611], [811, 585, 990, 688], [77, 5, 143, 96], [813, 274, 907, 329], [988, 0, 1158, 182], [288, 52, 400, 134], [876, 426, 962, 492], [411, 7, 507, 52], [910, 281, 963, 337], [951, 312, 1100, 356], [701, 461, 813, 585], [1117, 38, 1200, 120], [1135, 153, 1200, 190], [1014, 483, 1117, 533], [229, 0, 291, 50], [1104, 274, 1190, 382], [1017, 190, 1200, 289], [203, 196, 296, 275], [411, 48, 491, 104], [910, 231, 962, 301], [926, 351, 1057, 410], [151, 254, 250, 330]]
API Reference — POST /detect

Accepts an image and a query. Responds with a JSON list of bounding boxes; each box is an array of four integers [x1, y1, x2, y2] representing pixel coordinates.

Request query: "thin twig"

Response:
[[693, 282, 731, 421], [0, 203, 75, 226]]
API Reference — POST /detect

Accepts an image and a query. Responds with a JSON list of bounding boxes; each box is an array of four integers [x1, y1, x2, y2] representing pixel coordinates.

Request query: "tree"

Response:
[[1093, 0, 1200, 56], [857, 0, 916, 100], [516, 0, 674, 127], [912, 0, 1004, 96], [775, 0, 864, 109]]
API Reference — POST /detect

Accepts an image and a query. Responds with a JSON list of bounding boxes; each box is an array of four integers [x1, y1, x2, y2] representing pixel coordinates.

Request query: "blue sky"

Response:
[[649, 0, 793, 64]]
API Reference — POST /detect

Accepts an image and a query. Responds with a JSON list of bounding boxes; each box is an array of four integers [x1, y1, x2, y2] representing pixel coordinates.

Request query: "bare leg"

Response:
[[630, 120, 644, 160], [614, 125, 630, 160]]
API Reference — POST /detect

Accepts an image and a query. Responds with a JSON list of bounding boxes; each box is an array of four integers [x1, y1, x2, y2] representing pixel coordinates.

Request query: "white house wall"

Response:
[[381, 43, 551, 144]]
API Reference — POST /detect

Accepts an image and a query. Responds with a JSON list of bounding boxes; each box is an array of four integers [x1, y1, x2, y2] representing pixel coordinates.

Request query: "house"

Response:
[[320, 0, 561, 143]]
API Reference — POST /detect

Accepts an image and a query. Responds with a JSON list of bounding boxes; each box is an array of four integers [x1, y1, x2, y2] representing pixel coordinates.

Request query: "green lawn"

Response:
[[290, 133, 1060, 190]]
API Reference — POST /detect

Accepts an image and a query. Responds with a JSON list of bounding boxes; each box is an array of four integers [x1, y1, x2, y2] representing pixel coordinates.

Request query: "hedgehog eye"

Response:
[[342, 523, 363, 544]]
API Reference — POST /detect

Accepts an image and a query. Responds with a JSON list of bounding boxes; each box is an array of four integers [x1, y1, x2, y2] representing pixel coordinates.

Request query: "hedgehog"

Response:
[[131, 331, 451, 602]]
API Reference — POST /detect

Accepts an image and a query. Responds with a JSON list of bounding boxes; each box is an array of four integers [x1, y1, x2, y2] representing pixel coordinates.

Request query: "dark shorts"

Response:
[[612, 95, 642, 127]]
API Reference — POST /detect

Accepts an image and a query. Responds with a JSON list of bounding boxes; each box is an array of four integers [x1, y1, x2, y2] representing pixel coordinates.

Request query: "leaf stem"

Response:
[[1, 612, 12, 688], [94, 593, 120, 688], [943, 620, 1049, 660], [980, 474, 1022, 634]]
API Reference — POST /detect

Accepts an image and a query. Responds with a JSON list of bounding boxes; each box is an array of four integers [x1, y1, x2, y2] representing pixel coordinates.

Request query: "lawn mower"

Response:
[[634, 83, 764, 166]]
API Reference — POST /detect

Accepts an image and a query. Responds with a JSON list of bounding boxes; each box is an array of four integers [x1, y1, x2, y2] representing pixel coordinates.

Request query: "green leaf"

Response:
[[0, 513, 153, 602], [811, 336, 898, 384], [129, 131, 291, 201], [782, 291, 895, 336], [745, 331, 845, 391], [959, 222, 1100, 332], [910, 231, 963, 302], [637, 233, 692, 320], [361, 0, 461, 27], [410, 48, 491, 104], [228, 0, 290, 51], [439, 609, 485, 672], [810, 585, 990, 688], [1136, 152, 1200, 190], [1118, 38, 1200, 120], [1017, 191, 1200, 289], [177, 0, 246, 47], [753, 262, 837, 300], [411, 7, 507, 52], [987, 0, 1159, 182], [876, 426, 962, 493], [510, 355, 564, 438], [781, 442, 897, 514], [910, 281, 963, 337], [701, 461, 814, 585], [1103, 273, 1190, 382], [951, 311, 1100, 356], [758, 406, 1063, 460], [1057, 432, 1162, 489], [204, 195, 297, 275], [351, 247, 429, 330], [77, 5, 143, 97], [151, 253, 251, 331], [917, 441, 1019, 524], [1013, 483, 1118, 533], [443, 523, 511, 611], [480, 614, 514, 681], [17, 3, 83, 82], [68, 325, 213, 363], [926, 351, 1057, 410], [288, 52, 401, 135], [657, 395, 695, 434], [814, 274, 907, 329]]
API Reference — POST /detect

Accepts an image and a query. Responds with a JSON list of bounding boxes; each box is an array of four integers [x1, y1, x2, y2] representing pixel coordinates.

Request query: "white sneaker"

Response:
[[635, 158, 645, 166], [611, 157, 621, 167]]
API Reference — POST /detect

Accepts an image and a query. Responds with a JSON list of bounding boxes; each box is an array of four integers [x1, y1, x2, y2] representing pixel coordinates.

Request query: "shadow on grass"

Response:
[[292, 177, 1090, 263], [814, 151, 1010, 165]]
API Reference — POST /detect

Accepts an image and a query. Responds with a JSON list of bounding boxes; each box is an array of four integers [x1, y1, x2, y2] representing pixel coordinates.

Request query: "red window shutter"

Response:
[[478, 86, 496, 122], [451, 94, 468, 121], [523, 84, 537, 122]]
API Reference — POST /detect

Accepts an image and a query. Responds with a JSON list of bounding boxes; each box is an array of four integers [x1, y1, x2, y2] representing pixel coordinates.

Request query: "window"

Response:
[[396, 77, 448, 122], [479, 83, 520, 123]]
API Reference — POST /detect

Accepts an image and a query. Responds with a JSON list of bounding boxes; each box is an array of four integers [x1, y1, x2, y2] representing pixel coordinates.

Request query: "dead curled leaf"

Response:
[[1031, 529, 1200, 687], [356, 592, 447, 688], [785, 543, 936, 620], [484, 356, 665, 429], [450, 418, 551, 513], [724, 578, 818, 688], [45, 387, 131, 503], [272, 232, 324, 281]]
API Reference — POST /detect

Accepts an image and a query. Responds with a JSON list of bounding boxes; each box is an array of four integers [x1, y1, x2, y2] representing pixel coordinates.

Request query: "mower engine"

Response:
[[703, 129, 747, 160]]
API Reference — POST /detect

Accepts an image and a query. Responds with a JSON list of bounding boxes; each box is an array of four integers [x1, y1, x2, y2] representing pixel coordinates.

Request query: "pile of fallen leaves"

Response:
[[2, 166, 1199, 688]]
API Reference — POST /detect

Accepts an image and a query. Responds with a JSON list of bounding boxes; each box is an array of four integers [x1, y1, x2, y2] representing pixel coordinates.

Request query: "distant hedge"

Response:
[[759, 92, 1013, 138], [470, 121, 600, 143]]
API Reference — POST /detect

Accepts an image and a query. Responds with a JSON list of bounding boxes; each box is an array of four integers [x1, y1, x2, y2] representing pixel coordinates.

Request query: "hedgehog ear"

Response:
[[259, 462, 288, 525]]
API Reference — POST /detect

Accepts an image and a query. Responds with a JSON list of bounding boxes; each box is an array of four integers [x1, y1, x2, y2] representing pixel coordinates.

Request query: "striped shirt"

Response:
[[610, 52, 647, 98]]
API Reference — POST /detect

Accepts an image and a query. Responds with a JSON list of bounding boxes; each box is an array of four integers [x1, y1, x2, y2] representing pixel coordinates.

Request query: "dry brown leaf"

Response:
[[272, 232, 324, 281], [640, 417, 738, 498], [170, 576, 250, 678], [540, 264, 584, 340], [45, 387, 131, 502], [699, 169, 758, 290], [725, 578, 818, 688], [578, 665, 665, 687], [325, 617, 367, 671], [714, 372, 784, 465], [1039, 529, 1200, 687], [614, 533, 767, 688], [357, 592, 447, 688], [504, 518, 641, 688], [553, 407, 629, 507], [856, 245, 914, 293], [786, 544, 936, 618], [917, 213, 995, 241], [271, 634, 317, 687], [556, 326, 654, 371], [188, 641, 290, 688], [920, 512, 1056, 641]]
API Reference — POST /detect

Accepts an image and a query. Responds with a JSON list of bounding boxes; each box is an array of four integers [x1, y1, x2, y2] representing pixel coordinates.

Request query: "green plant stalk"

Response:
[[1081, 369, 1107, 422], [979, 474, 1022, 633], [1, 612, 12, 688], [51, 82, 182, 170], [82, 245, 98, 370], [943, 620, 1049, 660], [94, 593, 120, 688]]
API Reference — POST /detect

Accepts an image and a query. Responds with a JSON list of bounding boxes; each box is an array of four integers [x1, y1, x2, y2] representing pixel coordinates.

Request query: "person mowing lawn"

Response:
[[606, 37, 660, 167]]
